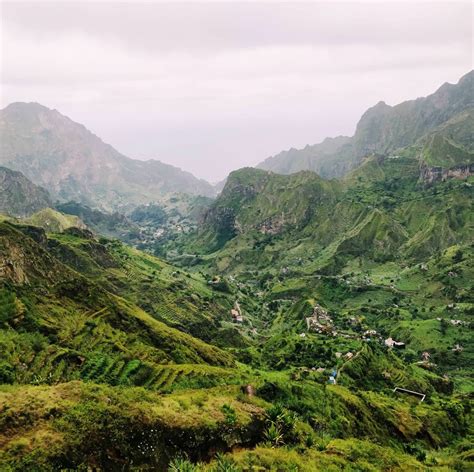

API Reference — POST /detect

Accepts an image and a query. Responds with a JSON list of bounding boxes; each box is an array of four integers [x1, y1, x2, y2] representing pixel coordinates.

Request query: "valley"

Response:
[[0, 72, 473, 471]]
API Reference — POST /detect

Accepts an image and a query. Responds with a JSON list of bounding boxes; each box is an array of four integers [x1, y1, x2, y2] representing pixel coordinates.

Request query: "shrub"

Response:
[[221, 404, 237, 426], [168, 457, 199, 472], [0, 361, 15, 383]]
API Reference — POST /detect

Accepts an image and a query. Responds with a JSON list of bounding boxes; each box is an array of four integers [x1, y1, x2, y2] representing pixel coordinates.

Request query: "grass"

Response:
[[0, 382, 267, 471]]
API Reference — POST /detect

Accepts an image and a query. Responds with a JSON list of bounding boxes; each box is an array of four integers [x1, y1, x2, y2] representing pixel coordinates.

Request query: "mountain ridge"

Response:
[[0, 102, 216, 210], [257, 70, 474, 178], [1, 74, 473, 471]]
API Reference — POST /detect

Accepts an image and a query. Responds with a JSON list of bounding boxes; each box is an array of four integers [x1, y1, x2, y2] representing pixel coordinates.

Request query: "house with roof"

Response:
[[384, 337, 405, 349], [230, 301, 244, 323]]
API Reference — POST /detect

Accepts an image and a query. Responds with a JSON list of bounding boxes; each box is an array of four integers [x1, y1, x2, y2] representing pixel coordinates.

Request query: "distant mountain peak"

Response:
[[0, 102, 215, 210], [257, 70, 473, 178]]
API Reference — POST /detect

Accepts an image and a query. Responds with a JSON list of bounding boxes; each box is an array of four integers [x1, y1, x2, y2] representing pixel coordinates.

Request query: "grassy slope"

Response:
[[0, 382, 266, 471], [23, 208, 86, 233], [186, 161, 472, 277], [1, 156, 473, 469], [46, 230, 242, 345], [0, 221, 239, 391]]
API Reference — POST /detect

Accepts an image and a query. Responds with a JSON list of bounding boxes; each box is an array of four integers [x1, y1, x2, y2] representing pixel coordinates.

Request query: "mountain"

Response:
[[195, 168, 342, 252], [1, 77, 473, 471], [191, 155, 472, 273], [22, 207, 86, 233], [0, 166, 52, 217], [0, 102, 215, 210], [257, 136, 351, 176], [258, 70, 474, 178], [0, 218, 245, 391]]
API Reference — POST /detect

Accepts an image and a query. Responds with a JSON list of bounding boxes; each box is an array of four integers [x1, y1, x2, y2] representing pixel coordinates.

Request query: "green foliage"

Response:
[[221, 404, 237, 426], [1, 74, 474, 471], [0, 382, 266, 471], [0, 288, 17, 325], [169, 456, 199, 472]]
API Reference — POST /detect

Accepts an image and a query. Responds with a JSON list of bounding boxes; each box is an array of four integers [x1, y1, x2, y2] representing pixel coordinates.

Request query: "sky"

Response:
[[0, 1, 472, 182]]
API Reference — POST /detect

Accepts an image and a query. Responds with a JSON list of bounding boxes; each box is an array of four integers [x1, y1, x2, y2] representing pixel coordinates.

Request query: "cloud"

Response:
[[1, 2, 472, 180]]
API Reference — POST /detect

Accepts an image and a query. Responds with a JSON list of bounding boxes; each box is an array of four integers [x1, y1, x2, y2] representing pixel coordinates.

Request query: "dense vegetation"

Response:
[[0, 73, 473, 470]]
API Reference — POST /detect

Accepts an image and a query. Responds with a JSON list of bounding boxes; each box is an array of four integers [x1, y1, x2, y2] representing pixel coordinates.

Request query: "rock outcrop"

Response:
[[0, 166, 52, 217], [420, 162, 474, 184]]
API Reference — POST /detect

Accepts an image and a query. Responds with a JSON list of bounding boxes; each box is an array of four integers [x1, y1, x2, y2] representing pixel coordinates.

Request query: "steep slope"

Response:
[[1, 179, 472, 472], [417, 109, 474, 183], [321, 208, 409, 264], [257, 136, 350, 176], [183, 154, 473, 277], [0, 221, 239, 392], [0, 166, 52, 217], [0, 102, 215, 210], [258, 70, 473, 178], [196, 168, 342, 252]]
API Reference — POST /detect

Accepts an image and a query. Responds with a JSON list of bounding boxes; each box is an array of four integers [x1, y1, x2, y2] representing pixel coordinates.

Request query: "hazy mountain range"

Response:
[[258, 70, 473, 178], [0, 102, 215, 211], [1, 72, 472, 216]]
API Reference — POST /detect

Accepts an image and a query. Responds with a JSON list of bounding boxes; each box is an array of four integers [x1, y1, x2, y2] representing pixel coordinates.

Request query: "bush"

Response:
[[0, 361, 15, 383], [221, 404, 237, 426], [168, 457, 199, 472]]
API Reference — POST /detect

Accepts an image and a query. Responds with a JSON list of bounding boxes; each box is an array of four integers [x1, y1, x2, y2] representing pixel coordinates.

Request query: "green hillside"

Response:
[[184, 158, 472, 275], [23, 208, 86, 233], [1, 202, 472, 470], [1, 73, 474, 471], [0, 221, 237, 380]]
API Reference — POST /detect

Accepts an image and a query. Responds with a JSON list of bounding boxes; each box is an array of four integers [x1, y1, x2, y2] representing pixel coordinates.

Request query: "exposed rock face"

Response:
[[0, 224, 67, 285], [257, 215, 286, 235], [0, 249, 29, 284], [0, 166, 52, 217], [202, 206, 237, 237], [420, 162, 474, 184]]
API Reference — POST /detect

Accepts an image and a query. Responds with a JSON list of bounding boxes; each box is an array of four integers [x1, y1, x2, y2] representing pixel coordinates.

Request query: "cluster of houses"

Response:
[[305, 304, 405, 350], [335, 351, 354, 361], [436, 317, 468, 327], [306, 304, 335, 335]]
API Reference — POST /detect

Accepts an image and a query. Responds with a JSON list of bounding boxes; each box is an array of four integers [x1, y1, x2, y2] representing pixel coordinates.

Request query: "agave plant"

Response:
[[168, 457, 198, 472], [212, 453, 240, 472], [263, 422, 285, 448]]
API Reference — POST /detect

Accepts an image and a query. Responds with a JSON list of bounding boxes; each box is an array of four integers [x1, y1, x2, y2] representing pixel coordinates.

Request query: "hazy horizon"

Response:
[[1, 1, 472, 181]]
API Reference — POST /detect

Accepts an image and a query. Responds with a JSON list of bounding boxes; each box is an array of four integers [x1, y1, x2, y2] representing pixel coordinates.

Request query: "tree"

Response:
[[439, 319, 449, 335], [452, 249, 463, 263]]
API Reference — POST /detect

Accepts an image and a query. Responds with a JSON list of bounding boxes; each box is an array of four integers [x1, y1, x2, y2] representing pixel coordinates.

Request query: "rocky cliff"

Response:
[[0, 166, 52, 217]]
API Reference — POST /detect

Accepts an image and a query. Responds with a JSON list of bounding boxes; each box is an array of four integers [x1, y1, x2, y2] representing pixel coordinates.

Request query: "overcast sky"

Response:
[[1, 1, 472, 181]]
